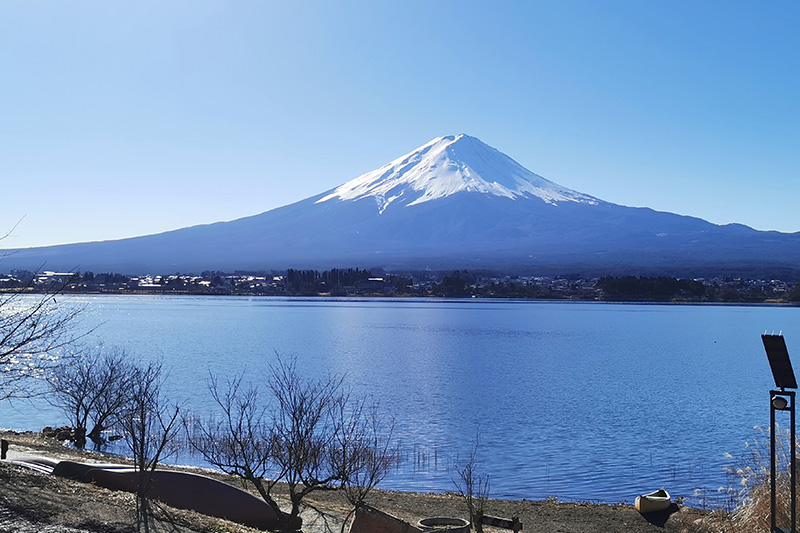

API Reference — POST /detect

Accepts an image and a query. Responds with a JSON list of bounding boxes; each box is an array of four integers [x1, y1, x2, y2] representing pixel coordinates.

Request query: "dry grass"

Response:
[[690, 425, 800, 533]]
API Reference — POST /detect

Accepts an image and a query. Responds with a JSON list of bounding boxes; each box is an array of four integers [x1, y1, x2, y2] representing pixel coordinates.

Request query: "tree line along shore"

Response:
[[3, 267, 800, 303]]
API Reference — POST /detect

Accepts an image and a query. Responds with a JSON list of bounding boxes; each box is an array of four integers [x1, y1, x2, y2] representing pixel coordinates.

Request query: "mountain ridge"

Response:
[[2, 135, 799, 278]]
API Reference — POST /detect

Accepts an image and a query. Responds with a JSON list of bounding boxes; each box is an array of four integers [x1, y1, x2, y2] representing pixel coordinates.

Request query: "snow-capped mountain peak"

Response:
[[4, 133, 799, 277], [316, 134, 599, 213]]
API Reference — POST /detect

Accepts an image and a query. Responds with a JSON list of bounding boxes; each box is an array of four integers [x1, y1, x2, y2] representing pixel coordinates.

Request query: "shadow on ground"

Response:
[[641, 503, 680, 528]]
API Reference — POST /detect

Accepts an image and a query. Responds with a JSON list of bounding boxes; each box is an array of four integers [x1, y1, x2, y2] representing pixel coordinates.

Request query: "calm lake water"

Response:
[[2, 295, 796, 505]]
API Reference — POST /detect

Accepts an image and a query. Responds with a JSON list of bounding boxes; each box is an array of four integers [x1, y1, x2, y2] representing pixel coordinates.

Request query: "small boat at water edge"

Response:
[[635, 488, 671, 513]]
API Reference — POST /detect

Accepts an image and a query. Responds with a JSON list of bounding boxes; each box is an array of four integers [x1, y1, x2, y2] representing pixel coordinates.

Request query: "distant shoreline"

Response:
[[3, 269, 796, 304], [10, 287, 797, 307]]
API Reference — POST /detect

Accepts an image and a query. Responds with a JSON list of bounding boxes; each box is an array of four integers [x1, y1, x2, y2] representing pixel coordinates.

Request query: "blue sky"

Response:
[[1, 1, 798, 248]]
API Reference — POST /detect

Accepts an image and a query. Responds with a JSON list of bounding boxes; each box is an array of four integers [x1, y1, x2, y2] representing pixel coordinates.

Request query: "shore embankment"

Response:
[[0, 430, 725, 533]]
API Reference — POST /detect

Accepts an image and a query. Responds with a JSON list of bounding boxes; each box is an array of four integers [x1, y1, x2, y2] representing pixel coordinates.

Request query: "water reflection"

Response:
[[0, 296, 794, 505]]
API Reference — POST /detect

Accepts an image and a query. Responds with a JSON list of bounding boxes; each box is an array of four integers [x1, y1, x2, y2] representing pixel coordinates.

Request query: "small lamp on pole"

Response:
[[763, 334, 798, 533]]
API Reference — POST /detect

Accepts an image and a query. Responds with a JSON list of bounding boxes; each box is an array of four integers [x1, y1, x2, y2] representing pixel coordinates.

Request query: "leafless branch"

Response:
[[117, 360, 181, 533], [184, 373, 283, 514], [186, 355, 398, 533], [0, 283, 86, 401], [46, 346, 134, 449], [453, 430, 491, 530]]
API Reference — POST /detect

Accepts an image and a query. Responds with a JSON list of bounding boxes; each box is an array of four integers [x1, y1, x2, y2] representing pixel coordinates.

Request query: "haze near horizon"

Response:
[[2, 1, 798, 248]]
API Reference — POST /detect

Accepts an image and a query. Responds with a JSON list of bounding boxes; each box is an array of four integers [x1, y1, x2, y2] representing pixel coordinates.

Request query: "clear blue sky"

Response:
[[2, 0, 798, 248]]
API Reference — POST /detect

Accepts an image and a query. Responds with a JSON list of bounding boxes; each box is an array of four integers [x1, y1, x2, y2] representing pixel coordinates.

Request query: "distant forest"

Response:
[[2, 267, 800, 304]]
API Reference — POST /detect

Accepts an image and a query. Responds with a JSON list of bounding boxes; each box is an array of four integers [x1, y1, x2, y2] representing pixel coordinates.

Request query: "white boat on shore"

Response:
[[635, 488, 671, 513]]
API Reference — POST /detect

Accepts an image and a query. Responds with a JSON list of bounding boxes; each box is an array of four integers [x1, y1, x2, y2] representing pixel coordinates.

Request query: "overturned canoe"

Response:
[[51, 460, 278, 530], [635, 488, 671, 514], [7, 455, 60, 474]]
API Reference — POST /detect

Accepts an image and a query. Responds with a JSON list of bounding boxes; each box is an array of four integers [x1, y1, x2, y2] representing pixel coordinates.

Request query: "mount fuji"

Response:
[[3, 134, 800, 276]]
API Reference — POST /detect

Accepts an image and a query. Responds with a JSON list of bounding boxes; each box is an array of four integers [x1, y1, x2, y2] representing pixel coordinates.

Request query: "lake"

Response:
[[1, 295, 795, 505]]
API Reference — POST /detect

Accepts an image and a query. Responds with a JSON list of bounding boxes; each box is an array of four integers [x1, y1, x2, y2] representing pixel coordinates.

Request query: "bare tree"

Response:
[[185, 373, 284, 519], [46, 346, 133, 449], [0, 285, 83, 400], [268, 356, 352, 531], [453, 431, 491, 532], [332, 398, 398, 533], [86, 348, 134, 447], [118, 360, 181, 533], [188, 356, 397, 533], [0, 222, 85, 429]]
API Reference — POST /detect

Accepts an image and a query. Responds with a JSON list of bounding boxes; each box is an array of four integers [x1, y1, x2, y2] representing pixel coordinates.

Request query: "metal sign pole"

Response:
[[772, 391, 778, 533], [793, 391, 796, 533], [763, 334, 798, 533], [770, 389, 796, 533]]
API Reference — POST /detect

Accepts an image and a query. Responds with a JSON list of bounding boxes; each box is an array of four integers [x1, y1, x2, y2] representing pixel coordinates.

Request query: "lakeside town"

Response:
[[3, 267, 798, 303]]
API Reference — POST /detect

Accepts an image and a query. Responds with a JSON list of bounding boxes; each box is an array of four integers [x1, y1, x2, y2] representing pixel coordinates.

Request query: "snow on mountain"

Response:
[[2, 133, 800, 277], [316, 134, 600, 214]]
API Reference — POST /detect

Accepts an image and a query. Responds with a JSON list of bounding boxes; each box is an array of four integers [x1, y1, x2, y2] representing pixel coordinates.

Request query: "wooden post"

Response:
[[1, 439, 7, 460]]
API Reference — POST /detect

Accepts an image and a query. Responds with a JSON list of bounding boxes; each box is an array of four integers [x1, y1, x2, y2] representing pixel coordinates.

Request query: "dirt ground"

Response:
[[0, 430, 731, 533]]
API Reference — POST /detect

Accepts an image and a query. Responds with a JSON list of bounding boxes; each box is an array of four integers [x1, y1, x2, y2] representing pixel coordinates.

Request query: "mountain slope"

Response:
[[2, 134, 800, 276]]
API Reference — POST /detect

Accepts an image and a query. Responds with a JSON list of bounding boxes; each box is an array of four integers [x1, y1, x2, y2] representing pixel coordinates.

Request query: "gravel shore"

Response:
[[0, 430, 726, 533]]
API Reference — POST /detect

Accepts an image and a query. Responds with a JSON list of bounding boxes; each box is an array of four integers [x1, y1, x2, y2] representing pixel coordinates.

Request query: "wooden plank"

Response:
[[479, 514, 523, 531]]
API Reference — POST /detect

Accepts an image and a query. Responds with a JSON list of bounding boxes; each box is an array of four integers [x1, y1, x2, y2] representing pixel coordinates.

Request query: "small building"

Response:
[[356, 278, 386, 291]]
